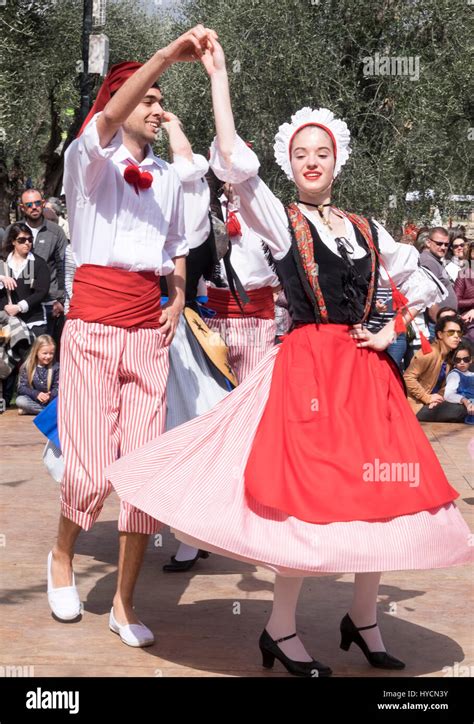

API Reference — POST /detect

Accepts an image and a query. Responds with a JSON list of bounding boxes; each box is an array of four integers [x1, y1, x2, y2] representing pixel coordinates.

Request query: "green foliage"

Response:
[[0, 0, 472, 226], [163, 0, 473, 223]]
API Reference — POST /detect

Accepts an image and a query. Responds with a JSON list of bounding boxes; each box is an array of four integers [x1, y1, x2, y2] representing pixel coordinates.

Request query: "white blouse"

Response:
[[209, 135, 447, 312], [64, 113, 188, 274]]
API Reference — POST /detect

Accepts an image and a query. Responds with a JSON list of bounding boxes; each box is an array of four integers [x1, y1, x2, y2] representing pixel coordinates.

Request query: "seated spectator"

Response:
[[404, 315, 466, 422], [443, 342, 474, 422], [0, 223, 51, 336], [16, 334, 59, 415]]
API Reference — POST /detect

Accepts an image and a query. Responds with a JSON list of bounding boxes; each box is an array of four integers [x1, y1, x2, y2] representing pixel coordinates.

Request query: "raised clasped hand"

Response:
[[161, 24, 218, 64]]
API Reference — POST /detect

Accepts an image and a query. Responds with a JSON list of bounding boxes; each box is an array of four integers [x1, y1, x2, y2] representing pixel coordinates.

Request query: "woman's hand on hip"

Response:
[[349, 323, 395, 352]]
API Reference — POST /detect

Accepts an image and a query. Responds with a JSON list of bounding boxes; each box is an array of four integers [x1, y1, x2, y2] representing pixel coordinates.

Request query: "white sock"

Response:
[[266, 575, 313, 662], [348, 572, 385, 652], [174, 543, 199, 562]]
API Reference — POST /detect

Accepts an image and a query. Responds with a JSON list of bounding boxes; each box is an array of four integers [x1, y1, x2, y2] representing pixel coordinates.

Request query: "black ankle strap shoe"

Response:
[[259, 629, 332, 677], [162, 550, 210, 572], [340, 613, 405, 669]]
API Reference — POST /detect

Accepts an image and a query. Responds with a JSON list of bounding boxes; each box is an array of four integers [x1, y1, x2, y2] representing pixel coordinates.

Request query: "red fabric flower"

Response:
[[226, 210, 242, 237], [137, 171, 153, 189], [123, 165, 141, 185]]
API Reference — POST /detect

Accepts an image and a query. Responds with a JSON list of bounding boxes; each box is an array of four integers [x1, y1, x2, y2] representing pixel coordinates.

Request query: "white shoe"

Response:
[[47, 551, 82, 621], [109, 607, 155, 647]]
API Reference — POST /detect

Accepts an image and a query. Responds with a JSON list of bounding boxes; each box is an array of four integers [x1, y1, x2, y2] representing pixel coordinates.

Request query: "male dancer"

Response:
[[47, 25, 217, 647]]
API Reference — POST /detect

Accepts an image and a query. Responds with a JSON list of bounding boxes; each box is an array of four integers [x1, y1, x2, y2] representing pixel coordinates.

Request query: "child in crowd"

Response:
[[16, 335, 59, 415], [444, 342, 474, 422]]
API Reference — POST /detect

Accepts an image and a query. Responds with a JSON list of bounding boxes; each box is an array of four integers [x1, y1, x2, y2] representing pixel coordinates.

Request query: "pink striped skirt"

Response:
[[105, 342, 472, 575]]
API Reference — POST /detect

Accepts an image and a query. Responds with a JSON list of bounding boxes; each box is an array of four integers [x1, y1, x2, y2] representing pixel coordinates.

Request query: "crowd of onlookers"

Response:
[[0, 192, 473, 424], [0, 189, 73, 415], [376, 224, 474, 423]]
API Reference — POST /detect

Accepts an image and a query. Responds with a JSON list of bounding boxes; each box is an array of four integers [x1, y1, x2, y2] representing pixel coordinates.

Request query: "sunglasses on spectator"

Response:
[[15, 236, 33, 244], [454, 355, 471, 363], [452, 242, 465, 249], [429, 238, 449, 247], [23, 200, 43, 208], [444, 329, 462, 337]]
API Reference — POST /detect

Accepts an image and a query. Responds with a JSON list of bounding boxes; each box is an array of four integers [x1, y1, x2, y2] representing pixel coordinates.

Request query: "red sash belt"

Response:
[[205, 286, 275, 320], [67, 264, 162, 329]]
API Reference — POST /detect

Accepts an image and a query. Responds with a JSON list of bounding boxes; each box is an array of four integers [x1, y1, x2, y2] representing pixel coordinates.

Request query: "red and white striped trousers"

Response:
[[206, 317, 276, 382], [58, 319, 169, 533]]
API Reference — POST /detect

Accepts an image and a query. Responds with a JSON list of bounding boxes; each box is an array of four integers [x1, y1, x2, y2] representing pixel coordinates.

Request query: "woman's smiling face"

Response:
[[290, 125, 336, 197]]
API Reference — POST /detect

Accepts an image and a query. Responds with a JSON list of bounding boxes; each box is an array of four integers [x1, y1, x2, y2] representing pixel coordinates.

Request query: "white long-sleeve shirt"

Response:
[[64, 113, 188, 274], [444, 369, 474, 403], [209, 134, 447, 312], [172, 153, 211, 250]]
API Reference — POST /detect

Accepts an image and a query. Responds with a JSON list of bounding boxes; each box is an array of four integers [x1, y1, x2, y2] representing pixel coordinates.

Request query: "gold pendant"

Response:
[[317, 204, 332, 229]]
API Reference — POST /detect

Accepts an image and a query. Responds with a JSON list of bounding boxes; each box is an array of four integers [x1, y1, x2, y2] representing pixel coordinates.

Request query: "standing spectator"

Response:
[[46, 197, 70, 240], [0, 223, 50, 335], [445, 232, 467, 283], [5, 189, 68, 341], [454, 240, 474, 345], [414, 227, 430, 253], [16, 334, 59, 415], [420, 227, 458, 339], [0, 223, 51, 407]]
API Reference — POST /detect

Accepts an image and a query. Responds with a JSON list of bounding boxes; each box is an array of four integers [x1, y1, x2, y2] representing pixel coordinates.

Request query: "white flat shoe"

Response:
[[109, 607, 155, 647], [47, 551, 82, 621]]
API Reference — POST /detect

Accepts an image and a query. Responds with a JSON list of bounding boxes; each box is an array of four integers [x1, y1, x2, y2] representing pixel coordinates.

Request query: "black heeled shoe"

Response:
[[259, 629, 332, 677], [162, 550, 210, 572], [340, 613, 405, 669]]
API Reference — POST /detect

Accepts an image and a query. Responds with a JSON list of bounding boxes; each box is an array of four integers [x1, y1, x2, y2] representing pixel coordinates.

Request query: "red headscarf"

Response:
[[77, 61, 144, 137]]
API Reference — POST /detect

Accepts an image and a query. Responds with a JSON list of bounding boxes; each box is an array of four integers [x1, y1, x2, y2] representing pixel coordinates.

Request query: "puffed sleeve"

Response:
[[172, 153, 209, 183], [209, 134, 291, 259], [373, 221, 448, 311]]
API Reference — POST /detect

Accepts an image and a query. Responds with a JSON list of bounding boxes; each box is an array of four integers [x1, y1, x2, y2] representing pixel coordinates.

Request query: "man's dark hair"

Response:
[[19, 188, 43, 204]]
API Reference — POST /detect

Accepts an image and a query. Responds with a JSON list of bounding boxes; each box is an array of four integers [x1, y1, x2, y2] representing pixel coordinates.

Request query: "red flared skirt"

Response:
[[244, 324, 459, 523]]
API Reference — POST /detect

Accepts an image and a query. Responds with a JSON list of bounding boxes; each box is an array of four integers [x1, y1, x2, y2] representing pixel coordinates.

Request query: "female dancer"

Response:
[[106, 40, 472, 675]]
